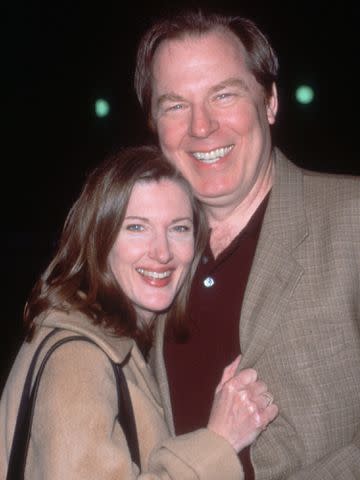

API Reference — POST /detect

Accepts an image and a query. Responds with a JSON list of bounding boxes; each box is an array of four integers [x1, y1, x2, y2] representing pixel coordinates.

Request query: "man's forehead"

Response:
[[153, 28, 246, 65], [151, 29, 251, 94]]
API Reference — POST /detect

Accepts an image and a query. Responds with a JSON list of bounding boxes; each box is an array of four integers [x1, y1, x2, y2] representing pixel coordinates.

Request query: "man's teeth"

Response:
[[192, 145, 233, 163], [136, 268, 171, 279]]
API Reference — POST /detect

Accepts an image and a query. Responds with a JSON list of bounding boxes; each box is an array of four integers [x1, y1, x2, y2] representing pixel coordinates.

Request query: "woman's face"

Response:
[[108, 179, 195, 322]]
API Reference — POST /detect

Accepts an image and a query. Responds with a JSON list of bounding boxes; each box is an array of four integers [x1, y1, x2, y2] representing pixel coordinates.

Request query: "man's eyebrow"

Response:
[[156, 93, 186, 109], [209, 77, 250, 94], [155, 78, 249, 110]]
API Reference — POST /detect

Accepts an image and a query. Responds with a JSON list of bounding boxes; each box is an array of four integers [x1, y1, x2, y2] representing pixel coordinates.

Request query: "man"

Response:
[[134, 9, 360, 479]]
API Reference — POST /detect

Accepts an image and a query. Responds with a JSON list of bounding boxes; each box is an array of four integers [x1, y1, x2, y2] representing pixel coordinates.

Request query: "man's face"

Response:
[[150, 29, 278, 210]]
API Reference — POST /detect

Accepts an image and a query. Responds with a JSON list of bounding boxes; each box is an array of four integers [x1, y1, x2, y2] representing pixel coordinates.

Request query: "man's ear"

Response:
[[266, 82, 278, 125], [148, 115, 157, 133]]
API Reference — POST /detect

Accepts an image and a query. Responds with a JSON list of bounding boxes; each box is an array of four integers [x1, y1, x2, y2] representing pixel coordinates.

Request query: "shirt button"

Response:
[[202, 255, 209, 264], [203, 276, 215, 288]]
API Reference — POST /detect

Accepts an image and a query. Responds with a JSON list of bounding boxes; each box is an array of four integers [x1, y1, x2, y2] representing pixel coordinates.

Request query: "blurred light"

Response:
[[95, 98, 110, 117], [295, 85, 314, 105]]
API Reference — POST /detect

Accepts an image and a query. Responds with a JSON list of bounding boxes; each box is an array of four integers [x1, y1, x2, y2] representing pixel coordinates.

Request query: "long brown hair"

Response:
[[24, 145, 208, 355]]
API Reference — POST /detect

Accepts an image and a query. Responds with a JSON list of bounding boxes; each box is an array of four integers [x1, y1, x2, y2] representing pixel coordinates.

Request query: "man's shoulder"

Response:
[[275, 148, 360, 199], [271, 149, 360, 237], [302, 166, 359, 189]]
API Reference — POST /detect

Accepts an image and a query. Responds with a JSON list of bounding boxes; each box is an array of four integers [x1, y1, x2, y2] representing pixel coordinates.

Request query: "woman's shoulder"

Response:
[[34, 309, 136, 365]]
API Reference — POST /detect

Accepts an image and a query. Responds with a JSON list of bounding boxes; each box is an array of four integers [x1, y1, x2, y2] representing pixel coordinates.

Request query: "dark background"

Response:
[[2, 1, 359, 391]]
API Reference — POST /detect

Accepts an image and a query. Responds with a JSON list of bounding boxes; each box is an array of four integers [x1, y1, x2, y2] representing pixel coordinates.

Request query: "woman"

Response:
[[0, 146, 277, 479]]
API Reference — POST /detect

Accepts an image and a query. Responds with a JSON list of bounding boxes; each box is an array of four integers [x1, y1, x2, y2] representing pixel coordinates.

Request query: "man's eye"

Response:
[[126, 224, 144, 232], [167, 104, 184, 112], [216, 92, 234, 100]]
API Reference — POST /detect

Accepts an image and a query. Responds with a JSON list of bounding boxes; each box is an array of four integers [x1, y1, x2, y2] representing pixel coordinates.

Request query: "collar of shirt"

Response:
[[200, 192, 270, 272]]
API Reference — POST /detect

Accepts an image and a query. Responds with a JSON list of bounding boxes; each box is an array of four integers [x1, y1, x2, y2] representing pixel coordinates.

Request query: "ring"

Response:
[[262, 392, 273, 407]]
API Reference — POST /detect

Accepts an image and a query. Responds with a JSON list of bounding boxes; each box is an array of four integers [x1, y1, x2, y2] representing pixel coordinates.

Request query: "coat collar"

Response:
[[149, 315, 175, 434]]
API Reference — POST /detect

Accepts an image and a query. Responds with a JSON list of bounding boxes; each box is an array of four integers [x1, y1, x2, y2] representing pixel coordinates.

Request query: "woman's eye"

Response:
[[172, 225, 191, 233], [126, 224, 144, 232]]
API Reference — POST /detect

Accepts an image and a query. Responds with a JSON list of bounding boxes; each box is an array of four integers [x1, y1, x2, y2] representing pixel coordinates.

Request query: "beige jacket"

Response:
[[0, 310, 242, 479]]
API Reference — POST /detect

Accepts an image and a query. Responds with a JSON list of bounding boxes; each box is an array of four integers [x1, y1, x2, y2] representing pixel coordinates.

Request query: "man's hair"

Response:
[[24, 145, 208, 355], [135, 8, 279, 122]]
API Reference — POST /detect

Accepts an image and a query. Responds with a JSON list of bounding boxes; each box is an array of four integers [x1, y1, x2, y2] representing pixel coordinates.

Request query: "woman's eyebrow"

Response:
[[124, 215, 149, 222], [171, 217, 193, 224]]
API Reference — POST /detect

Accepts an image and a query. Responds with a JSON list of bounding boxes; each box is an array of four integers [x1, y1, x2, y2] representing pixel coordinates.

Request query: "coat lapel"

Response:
[[239, 149, 308, 369], [149, 316, 175, 434]]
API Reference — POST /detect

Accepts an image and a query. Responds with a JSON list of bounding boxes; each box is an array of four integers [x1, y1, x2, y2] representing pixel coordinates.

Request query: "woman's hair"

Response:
[[24, 145, 208, 355], [134, 8, 279, 124]]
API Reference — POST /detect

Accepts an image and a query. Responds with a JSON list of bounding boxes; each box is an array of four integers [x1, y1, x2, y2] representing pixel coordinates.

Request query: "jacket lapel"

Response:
[[239, 149, 308, 368]]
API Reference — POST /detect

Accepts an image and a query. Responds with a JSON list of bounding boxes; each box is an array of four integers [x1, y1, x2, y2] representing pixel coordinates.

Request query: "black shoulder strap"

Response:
[[113, 354, 141, 469], [6, 328, 140, 479]]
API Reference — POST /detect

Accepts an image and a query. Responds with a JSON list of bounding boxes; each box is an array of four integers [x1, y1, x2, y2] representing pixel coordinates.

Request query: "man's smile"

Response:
[[191, 145, 234, 164]]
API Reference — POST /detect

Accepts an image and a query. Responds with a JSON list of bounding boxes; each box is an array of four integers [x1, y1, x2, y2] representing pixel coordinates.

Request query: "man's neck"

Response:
[[206, 161, 274, 259]]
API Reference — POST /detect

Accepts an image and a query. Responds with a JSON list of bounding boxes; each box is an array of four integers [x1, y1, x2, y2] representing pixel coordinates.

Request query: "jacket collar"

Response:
[[263, 147, 309, 249], [239, 148, 309, 367]]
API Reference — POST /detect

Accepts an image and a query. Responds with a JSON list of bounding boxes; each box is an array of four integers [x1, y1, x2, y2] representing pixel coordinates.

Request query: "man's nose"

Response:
[[148, 233, 173, 263], [189, 104, 219, 138]]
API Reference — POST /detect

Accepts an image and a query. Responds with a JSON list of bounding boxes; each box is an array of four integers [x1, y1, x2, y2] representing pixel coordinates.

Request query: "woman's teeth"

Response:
[[136, 268, 171, 279]]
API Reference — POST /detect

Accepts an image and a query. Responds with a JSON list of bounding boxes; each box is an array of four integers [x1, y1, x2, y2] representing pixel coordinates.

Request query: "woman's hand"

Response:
[[207, 356, 278, 453]]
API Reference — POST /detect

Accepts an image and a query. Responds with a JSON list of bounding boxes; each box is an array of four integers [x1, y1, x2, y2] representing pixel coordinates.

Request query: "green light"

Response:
[[95, 98, 110, 117], [295, 85, 314, 105]]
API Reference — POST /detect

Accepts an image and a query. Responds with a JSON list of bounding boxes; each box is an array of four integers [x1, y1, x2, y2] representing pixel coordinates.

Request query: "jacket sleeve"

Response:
[[28, 340, 242, 480], [287, 435, 360, 480]]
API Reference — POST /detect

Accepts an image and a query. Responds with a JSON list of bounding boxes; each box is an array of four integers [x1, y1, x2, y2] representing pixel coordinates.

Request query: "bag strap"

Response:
[[6, 328, 140, 479]]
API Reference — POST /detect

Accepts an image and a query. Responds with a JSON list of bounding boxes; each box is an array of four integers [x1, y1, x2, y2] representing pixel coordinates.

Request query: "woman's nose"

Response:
[[148, 233, 173, 263]]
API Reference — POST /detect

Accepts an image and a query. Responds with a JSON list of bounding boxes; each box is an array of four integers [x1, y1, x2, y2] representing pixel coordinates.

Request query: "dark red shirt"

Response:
[[164, 195, 269, 479]]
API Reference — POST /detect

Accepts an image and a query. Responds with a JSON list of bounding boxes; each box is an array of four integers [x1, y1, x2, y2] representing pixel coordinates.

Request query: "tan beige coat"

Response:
[[0, 310, 242, 479]]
